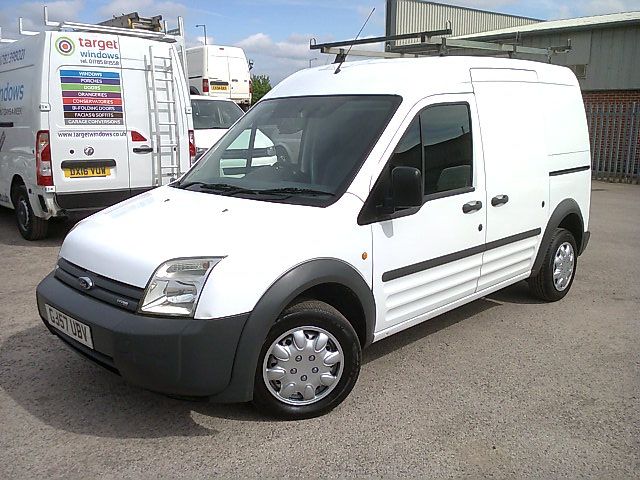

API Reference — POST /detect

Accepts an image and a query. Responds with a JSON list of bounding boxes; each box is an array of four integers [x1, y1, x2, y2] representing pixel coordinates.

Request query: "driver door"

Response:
[[369, 94, 487, 337]]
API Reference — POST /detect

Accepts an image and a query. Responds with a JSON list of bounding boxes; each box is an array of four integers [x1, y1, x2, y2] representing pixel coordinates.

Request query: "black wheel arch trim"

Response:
[[210, 258, 375, 403], [531, 198, 585, 277]]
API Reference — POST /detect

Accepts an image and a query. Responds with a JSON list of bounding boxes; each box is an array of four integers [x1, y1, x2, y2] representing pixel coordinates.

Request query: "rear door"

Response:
[[206, 54, 231, 99], [228, 56, 250, 102], [119, 37, 192, 188], [48, 33, 130, 196]]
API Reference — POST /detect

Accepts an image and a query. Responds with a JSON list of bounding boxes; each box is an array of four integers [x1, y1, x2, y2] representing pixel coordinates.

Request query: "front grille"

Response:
[[55, 258, 144, 312]]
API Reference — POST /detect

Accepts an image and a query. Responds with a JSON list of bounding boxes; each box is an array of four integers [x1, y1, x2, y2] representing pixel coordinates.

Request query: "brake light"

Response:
[[131, 130, 147, 142], [36, 130, 53, 187], [202, 78, 209, 94], [188, 130, 196, 164]]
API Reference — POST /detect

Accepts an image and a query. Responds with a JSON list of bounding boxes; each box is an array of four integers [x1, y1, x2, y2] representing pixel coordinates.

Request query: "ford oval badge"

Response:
[[78, 276, 94, 290]]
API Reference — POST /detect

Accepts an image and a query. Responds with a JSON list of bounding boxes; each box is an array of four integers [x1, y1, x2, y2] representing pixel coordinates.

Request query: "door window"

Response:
[[420, 104, 473, 195], [359, 103, 474, 224]]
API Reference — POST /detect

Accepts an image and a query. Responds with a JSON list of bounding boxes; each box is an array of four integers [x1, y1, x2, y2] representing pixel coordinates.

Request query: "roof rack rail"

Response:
[[311, 28, 570, 63], [17, 5, 184, 43]]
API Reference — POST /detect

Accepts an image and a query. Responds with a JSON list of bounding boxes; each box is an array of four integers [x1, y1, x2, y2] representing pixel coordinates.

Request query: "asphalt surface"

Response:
[[0, 181, 638, 479]]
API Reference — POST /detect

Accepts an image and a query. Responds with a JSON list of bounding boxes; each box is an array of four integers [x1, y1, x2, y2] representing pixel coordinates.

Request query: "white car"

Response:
[[37, 57, 591, 419], [191, 95, 244, 159]]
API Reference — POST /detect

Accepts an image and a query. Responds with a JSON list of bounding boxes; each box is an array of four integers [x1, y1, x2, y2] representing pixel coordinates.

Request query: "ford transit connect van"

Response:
[[37, 57, 591, 419], [0, 29, 194, 240]]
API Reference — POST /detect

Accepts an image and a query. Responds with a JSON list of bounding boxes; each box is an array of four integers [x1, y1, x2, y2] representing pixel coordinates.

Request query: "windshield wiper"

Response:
[[255, 187, 335, 196], [175, 181, 256, 195]]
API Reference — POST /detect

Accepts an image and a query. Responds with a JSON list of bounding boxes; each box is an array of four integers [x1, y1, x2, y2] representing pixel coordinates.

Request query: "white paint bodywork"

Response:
[[59, 56, 591, 339]]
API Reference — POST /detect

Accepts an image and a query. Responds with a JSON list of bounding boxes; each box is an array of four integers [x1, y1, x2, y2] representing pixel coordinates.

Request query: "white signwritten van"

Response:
[[0, 24, 194, 239], [37, 57, 591, 419], [187, 45, 252, 108]]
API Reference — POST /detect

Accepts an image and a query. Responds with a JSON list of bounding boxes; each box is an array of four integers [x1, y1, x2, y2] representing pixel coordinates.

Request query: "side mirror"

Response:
[[391, 166, 423, 209]]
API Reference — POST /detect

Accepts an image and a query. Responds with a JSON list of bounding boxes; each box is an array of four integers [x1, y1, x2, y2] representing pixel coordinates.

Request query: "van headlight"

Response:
[[139, 257, 223, 317]]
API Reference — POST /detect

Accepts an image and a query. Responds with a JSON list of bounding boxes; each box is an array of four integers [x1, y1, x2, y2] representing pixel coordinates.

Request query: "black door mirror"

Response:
[[391, 166, 423, 209]]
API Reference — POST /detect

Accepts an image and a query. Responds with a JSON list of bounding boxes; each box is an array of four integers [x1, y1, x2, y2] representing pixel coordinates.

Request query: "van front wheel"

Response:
[[253, 300, 361, 419], [13, 185, 49, 240]]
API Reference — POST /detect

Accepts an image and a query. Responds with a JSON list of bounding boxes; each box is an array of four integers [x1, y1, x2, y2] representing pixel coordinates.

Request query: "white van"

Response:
[[191, 95, 243, 157], [187, 45, 252, 107], [36, 57, 591, 419], [0, 29, 194, 239]]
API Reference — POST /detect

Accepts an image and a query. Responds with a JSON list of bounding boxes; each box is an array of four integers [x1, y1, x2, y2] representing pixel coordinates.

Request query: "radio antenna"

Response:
[[334, 7, 375, 74]]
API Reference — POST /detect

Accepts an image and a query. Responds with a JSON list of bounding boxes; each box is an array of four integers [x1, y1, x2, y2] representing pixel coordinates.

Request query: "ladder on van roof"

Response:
[[7, 6, 184, 43], [146, 46, 183, 186]]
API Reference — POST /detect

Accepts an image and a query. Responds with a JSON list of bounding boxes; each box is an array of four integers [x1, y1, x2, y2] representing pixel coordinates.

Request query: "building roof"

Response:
[[454, 11, 640, 39], [409, 1, 541, 22]]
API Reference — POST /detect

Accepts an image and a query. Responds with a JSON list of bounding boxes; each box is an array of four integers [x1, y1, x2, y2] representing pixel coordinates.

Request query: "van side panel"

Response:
[[542, 83, 591, 232], [0, 35, 45, 211]]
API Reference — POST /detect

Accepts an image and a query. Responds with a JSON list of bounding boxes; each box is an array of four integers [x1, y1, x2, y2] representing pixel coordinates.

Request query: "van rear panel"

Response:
[[46, 32, 191, 212]]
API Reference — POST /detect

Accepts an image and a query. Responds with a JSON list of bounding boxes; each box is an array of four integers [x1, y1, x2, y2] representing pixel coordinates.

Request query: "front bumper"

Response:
[[36, 272, 249, 397]]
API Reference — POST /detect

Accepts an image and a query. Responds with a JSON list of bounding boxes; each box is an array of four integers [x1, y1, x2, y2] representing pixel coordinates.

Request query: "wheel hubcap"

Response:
[[263, 326, 344, 406], [17, 198, 29, 231], [553, 241, 575, 291]]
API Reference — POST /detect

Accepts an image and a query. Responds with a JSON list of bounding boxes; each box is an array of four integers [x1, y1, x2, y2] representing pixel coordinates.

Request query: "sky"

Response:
[[1, 0, 639, 83]]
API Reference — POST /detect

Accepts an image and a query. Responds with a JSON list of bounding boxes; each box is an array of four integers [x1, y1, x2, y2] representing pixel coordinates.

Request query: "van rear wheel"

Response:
[[529, 228, 577, 302], [12, 185, 49, 241], [253, 300, 361, 419]]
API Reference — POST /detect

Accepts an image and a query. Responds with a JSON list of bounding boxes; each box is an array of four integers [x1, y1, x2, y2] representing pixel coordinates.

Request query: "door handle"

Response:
[[491, 194, 509, 207], [133, 146, 153, 154], [462, 200, 483, 213]]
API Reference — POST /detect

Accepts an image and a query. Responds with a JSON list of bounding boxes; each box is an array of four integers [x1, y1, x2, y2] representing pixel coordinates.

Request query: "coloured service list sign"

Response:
[[60, 69, 124, 125]]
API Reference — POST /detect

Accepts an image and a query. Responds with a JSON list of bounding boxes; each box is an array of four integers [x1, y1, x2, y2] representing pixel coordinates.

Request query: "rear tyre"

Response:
[[253, 300, 361, 419], [529, 228, 577, 302], [12, 184, 49, 240]]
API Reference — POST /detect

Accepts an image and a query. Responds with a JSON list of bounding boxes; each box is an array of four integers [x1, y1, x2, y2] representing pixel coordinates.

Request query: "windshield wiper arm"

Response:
[[255, 187, 335, 196], [175, 181, 256, 195]]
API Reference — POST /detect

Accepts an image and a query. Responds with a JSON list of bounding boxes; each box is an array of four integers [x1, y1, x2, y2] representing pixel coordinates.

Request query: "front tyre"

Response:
[[12, 185, 49, 241], [529, 227, 577, 302], [253, 300, 361, 419]]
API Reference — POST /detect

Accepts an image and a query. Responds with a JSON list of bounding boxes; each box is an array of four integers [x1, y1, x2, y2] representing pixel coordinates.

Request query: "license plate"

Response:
[[211, 85, 228, 91], [64, 166, 110, 178], [46, 304, 94, 349]]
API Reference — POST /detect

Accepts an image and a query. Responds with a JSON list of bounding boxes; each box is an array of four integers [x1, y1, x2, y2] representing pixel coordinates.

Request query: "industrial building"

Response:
[[385, 1, 640, 182]]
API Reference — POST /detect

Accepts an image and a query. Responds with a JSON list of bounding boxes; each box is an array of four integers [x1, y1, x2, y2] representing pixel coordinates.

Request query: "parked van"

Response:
[[0, 29, 194, 239], [36, 57, 591, 419], [191, 95, 243, 158], [187, 45, 252, 108]]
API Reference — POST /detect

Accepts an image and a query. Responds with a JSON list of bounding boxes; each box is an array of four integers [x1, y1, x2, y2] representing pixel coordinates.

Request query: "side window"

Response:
[[389, 117, 421, 171], [420, 104, 473, 195]]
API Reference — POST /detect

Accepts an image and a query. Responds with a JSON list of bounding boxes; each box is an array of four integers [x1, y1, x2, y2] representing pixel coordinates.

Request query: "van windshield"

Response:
[[177, 95, 401, 206], [192, 99, 244, 130]]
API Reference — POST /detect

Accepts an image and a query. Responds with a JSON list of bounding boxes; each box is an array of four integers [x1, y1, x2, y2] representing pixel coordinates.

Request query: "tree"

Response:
[[251, 74, 272, 104]]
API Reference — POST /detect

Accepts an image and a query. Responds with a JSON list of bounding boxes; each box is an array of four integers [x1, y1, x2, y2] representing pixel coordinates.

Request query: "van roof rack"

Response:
[[310, 29, 570, 63], [12, 6, 184, 43]]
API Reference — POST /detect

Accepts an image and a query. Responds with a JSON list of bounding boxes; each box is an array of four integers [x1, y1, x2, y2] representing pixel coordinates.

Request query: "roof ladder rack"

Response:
[[311, 27, 570, 63], [35, 5, 182, 43]]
